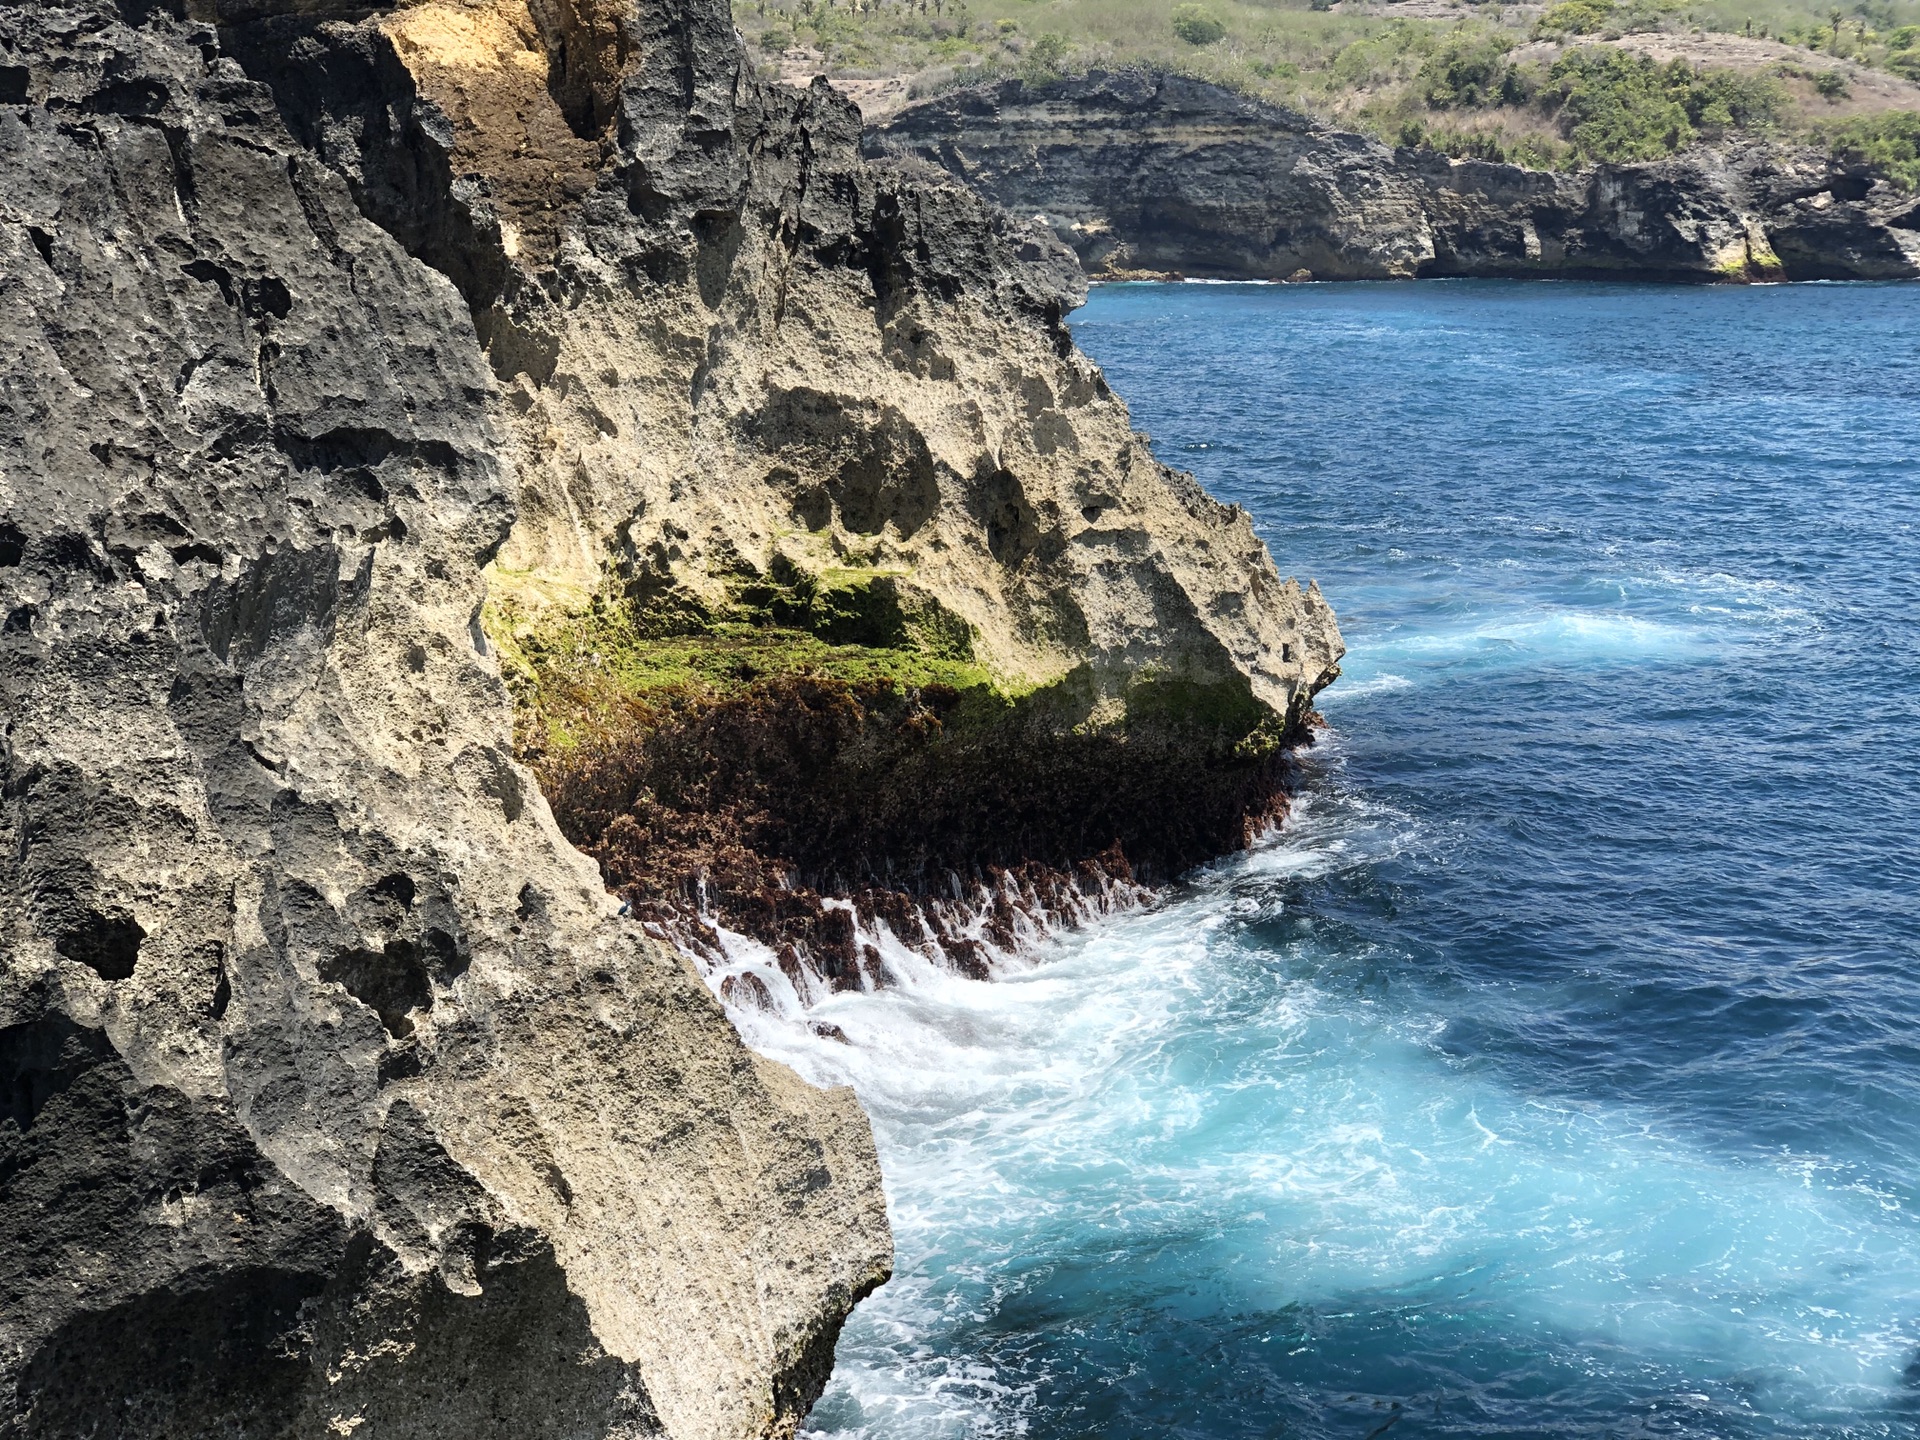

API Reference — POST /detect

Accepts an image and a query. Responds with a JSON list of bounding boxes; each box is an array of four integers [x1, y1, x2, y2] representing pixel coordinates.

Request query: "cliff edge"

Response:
[[0, 2, 1340, 1437]]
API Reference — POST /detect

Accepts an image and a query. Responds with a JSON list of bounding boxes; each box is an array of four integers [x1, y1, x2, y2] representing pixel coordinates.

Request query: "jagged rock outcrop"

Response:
[[0, 5, 886, 1438], [212, 2, 1341, 966], [236, 12, 1337, 723], [1, 4, 1342, 1439], [870, 68, 1920, 283]]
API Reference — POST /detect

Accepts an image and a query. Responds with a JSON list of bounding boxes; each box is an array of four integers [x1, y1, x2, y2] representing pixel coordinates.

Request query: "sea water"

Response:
[[750, 280, 1920, 1438]]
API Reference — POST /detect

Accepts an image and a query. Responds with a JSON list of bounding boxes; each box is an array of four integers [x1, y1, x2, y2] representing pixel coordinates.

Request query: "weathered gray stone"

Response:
[[0, 5, 886, 1437], [1, 5, 1344, 1439]]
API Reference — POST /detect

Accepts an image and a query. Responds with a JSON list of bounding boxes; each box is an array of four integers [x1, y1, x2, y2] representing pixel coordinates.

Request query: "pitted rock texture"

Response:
[[219, 2, 1342, 729], [870, 69, 1920, 283], [0, 5, 888, 1438], [2, 2, 1347, 1438]]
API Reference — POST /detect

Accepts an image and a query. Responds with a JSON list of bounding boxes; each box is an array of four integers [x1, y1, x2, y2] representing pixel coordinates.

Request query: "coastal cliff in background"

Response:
[[0, 1, 1338, 1437], [870, 69, 1920, 283]]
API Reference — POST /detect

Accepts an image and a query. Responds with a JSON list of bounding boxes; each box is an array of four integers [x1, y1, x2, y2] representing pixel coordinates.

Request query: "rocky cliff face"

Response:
[[217, 2, 1340, 974], [213, 7, 1338, 725], [0, 5, 889, 1438], [0, 3, 1340, 1437], [871, 69, 1920, 283]]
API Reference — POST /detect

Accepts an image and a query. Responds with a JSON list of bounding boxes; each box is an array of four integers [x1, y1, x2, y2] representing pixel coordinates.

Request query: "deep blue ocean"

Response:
[[772, 280, 1920, 1438]]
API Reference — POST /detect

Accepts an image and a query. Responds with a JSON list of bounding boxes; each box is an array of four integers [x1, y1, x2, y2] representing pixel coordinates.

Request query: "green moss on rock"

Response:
[[485, 573, 1311, 951]]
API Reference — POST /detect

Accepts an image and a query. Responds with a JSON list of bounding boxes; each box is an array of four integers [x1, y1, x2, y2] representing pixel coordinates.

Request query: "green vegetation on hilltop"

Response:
[[1171, 2, 1230, 42], [1549, 48, 1788, 157], [744, 0, 1920, 177]]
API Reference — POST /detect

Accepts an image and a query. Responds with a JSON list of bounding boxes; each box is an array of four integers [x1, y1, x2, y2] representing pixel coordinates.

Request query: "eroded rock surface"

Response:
[[218, 4, 1339, 725], [0, 5, 886, 1437], [871, 69, 1920, 283], [1, 3, 1344, 1439], [214, 1, 1342, 977]]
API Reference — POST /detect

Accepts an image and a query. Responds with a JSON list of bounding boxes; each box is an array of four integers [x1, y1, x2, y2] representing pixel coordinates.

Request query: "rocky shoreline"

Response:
[[0, 2, 1338, 1436], [869, 69, 1920, 284]]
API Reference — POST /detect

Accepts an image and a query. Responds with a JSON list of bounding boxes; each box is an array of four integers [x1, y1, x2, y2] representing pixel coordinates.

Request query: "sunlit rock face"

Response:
[[215, 2, 1341, 994], [0, 5, 885, 1437], [214, 5, 1339, 726]]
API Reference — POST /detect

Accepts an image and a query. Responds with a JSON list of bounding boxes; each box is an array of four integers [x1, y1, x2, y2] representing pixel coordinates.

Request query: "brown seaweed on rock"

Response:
[[536, 670, 1306, 990]]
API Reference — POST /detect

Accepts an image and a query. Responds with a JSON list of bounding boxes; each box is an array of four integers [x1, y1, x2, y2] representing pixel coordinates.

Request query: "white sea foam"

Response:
[[1316, 672, 1413, 704], [1325, 607, 1706, 701], [668, 587, 1887, 1437], [712, 790, 1920, 1438]]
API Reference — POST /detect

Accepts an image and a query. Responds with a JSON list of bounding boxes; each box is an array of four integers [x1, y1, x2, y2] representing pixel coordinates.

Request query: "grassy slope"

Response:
[[742, 0, 1920, 180]]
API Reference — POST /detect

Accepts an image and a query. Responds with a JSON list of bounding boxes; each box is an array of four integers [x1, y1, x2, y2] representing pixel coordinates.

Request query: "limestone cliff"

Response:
[[0, 5, 884, 1438], [211, 0, 1341, 973], [220, 6, 1339, 725], [0, 2, 1342, 1437], [871, 69, 1920, 283]]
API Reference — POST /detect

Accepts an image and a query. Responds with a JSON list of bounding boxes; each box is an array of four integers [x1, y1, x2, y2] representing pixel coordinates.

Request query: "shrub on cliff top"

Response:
[[1171, 4, 1227, 46], [1418, 31, 1517, 108], [1536, 0, 1618, 37], [1021, 30, 1071, 78], [1409, 121, 1573, 169], [1548, 49, 1787, 161]]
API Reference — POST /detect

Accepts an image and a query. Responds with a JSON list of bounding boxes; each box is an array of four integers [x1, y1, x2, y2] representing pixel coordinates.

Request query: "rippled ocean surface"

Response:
[[777, 280, 1920, 1438]]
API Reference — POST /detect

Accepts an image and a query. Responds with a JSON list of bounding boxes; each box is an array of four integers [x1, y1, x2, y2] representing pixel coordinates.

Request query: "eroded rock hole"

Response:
[[56, 910, 146, 982], [981, 469, 1040, 567], [43, 531, 104, 573], [986, 500, 1035, 566], [182, 258, 237, 307], [246, 276, 292, 321], [320, 940, 432, 1039]]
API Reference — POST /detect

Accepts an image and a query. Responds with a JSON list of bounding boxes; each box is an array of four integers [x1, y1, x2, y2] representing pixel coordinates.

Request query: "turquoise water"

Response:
[[774, 280, 1920, 1438]]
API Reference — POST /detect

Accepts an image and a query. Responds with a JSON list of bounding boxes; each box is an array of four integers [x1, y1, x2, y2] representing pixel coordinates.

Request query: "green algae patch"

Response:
[[1121, 672, 1269, 741], [484, 583, 1007, 760], [727, 554, 981, 660]]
